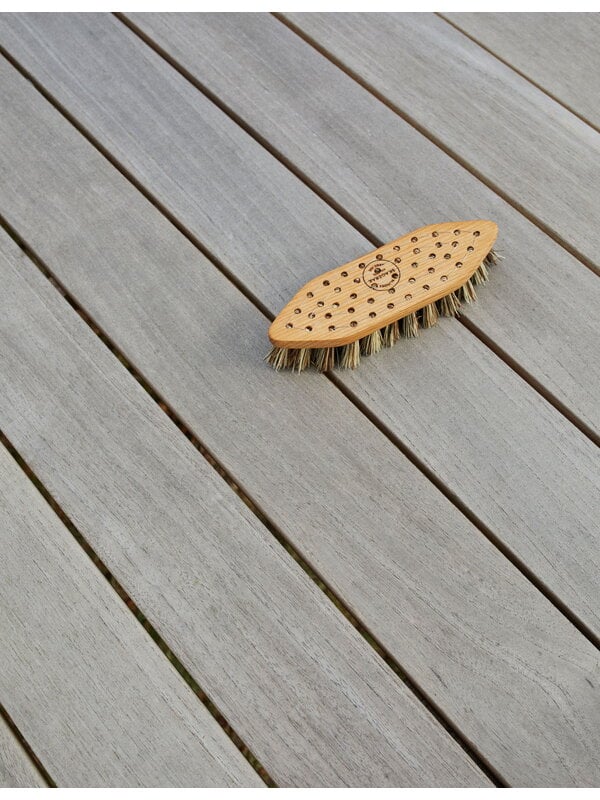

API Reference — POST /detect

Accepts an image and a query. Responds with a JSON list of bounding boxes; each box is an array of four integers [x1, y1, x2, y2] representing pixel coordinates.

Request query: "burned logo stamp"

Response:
[[362, 255, 401, 291]]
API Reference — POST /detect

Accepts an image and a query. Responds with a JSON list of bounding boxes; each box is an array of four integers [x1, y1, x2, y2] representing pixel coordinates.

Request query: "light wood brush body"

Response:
[[267, 220, 499, 371]]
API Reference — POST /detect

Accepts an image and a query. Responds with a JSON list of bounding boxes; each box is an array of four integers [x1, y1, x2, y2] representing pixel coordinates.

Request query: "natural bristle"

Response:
[[400, 312, 419, 339], [361, 329, 383, 356], [267, 243, 499, 372], [420, 303, 438, 329]]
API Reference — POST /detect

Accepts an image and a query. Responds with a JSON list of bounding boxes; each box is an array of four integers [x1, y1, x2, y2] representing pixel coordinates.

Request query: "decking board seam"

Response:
[[0, 703, 54, 787], [437, 13, 600, 137], [273, 13, 599, 279], [1, 43, 598, 657], [114, 13, 598, 446], [0, 431, 276, 787], [1, 29, 596, 780], [0, 223, 505, 787]]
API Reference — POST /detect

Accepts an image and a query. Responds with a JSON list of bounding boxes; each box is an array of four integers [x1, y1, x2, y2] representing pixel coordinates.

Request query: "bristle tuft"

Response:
[[420, 302, 438, 329], [437, 293, 461, 317], [485, 248, 501, 267], [265, 346, 290, 370], [400, 312, 419, 338], [457, 279, 477, 304], [382, 321, 400, 348], [287, 347, 311, 372], [361, 329, 383, 356], [339, 340, 361, 369], [471, 261, 489, 285], [314, 346, 336, 372]]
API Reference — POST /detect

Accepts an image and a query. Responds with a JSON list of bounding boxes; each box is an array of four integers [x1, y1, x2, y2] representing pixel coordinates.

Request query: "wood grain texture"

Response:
[[119, 11, 600, 432], [0, 445, 263, 788], [1, 12, 597, 632], [445, 13, 600, 130], [269, 221, 497, 348], [282, 12, 600, 270], [0, 46, 599, 786], [0, 233, 489, 788], [0, 717, 46, 788]]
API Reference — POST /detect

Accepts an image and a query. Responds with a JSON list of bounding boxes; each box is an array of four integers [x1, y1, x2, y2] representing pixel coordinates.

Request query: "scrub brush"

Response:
[[267, 220, 499, 371]]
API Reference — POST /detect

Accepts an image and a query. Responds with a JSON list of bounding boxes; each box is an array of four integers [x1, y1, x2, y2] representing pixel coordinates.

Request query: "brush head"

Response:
[[269, 220, 497, 350]]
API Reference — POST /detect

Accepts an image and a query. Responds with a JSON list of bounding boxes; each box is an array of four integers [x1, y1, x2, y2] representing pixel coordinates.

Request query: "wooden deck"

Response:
[[1, 12, 599, 788]]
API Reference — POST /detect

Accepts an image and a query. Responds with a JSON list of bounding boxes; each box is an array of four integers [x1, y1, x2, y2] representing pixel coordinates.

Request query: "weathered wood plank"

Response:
[[0, 45, 599, 785], [6, 10, 597, 435], [0, 232, 489, 788], [283, 12, 600, 270], [125, 11, 600, 434], [0, 716, 46, 788], [0, 444, 263, 788], [445, 13, 600, 129], [1, 11, 598, 635]]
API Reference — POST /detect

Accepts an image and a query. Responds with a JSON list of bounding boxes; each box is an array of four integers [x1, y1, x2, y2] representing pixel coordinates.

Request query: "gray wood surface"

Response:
[[125, 11, 600, 434], [1, 47, 600, 786], [0, 444, 263, 788], [0, 231, 489, 788], [1, 11, 598, 638], [284, 12, 600, 271], [445, 13, 600, 129], [0, 716, 46, 788]]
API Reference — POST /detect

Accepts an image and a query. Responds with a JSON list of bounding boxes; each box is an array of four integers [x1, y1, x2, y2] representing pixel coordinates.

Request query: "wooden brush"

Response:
[[267, 220, 499, 371]]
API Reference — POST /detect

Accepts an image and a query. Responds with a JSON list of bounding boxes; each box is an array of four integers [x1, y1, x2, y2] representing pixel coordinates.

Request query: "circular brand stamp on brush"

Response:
[[362, 259, 401, 291]]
